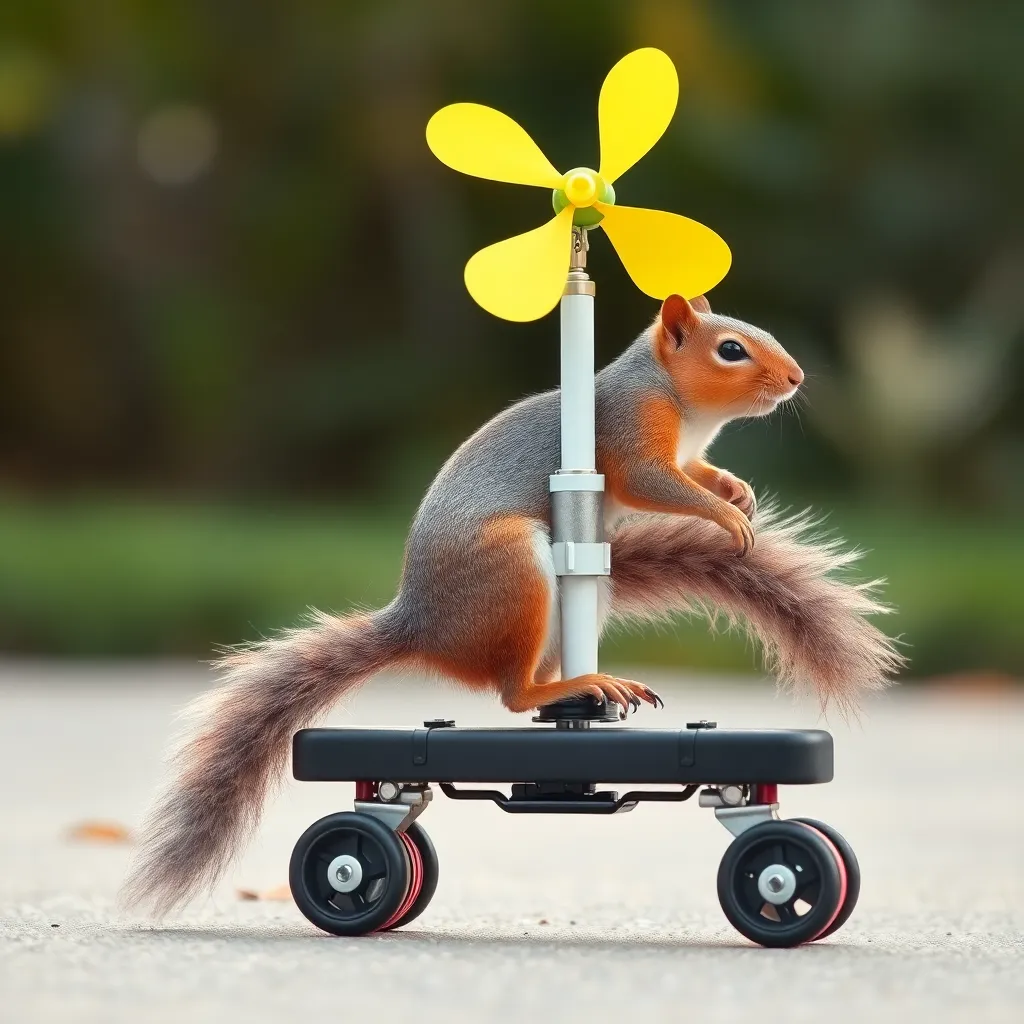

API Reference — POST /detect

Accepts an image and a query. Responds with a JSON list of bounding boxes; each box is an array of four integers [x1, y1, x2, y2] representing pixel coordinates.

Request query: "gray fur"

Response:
[[397, 328, 672, 647], [122, 324, 899, 915]]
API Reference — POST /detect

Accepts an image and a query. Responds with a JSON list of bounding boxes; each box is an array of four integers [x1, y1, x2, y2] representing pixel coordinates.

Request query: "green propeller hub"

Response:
[[552, 167, 616, 228]]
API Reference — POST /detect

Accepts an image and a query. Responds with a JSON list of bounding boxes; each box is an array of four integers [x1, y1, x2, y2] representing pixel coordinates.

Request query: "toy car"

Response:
[[288, 705, 859, 947]]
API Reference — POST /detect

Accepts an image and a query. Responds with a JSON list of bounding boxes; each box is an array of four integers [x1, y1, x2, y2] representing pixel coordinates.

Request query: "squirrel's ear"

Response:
[[659, 294, 700, 350], [690, 294, 712, 314]]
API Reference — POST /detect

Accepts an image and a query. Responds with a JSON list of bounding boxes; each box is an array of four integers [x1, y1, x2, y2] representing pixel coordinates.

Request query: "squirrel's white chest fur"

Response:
[[674, 414, 725, 468]]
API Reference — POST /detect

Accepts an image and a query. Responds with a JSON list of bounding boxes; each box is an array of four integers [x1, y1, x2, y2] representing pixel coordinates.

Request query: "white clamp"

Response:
[[551, 541, 611, 577], [549, 472, 605, 493]]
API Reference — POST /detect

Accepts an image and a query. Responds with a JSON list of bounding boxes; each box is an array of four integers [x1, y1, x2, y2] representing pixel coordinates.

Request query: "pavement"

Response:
[[1, 661, 1021, 1023]]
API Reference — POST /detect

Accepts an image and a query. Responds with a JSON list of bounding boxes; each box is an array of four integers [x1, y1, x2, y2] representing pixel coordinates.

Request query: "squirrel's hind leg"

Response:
[[410, 514, 660, 716], [411, 515, 557, 706]]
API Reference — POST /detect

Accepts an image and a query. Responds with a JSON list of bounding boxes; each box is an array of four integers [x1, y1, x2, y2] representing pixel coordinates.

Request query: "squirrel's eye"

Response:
[[717, 339, 748, 362]]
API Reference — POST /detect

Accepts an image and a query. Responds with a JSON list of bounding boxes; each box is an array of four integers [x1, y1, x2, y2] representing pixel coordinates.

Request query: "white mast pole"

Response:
[[549, 227, 609, 711]]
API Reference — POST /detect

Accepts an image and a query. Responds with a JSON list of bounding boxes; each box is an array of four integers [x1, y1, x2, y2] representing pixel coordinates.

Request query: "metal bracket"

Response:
[[713, 803, 779, 837], [563, 228, 595, 295], [570, 226, 589, 269], [699, 785, 778, 836], [698, 784, 747, 807], [551, 541, 611, 576], [439, 781, 698, 815], [354, 785, 432, 832]]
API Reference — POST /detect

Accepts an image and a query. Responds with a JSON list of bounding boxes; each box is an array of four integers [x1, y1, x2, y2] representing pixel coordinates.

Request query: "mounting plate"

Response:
[[292, 725, 834, 786]]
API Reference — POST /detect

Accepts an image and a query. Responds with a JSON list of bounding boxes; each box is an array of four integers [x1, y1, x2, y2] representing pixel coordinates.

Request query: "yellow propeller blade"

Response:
[[595, 203, 732, 300], [426, 103, 563, 189], [598, 48, 679, 185], [464, 208, 574, 321]]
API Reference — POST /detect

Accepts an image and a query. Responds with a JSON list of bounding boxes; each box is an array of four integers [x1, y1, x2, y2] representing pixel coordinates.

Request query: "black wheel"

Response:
[[790, 817, 860, 939], [289, 811, 410, 936], [379, 821, 439, 931], [717, 820, 846, 948]]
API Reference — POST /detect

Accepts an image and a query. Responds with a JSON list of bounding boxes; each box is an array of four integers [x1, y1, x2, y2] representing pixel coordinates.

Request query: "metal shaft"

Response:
[[554, 228, 602, 682]]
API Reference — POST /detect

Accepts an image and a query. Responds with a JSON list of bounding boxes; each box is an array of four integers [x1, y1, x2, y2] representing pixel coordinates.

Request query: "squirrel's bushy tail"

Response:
[[608, 505, 904, 713], [120, 606, 409, 916]]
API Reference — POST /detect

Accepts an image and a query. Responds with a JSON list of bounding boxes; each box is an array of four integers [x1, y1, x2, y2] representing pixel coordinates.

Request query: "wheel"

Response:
[[790, 818, 860, 939], [289, 811, 410, 936], [379, 822, 439, 931], [717, 820, 847, 948]]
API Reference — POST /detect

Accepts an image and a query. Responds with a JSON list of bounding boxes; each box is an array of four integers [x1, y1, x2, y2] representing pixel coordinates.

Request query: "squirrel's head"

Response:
[[653, 294, 804, 419]]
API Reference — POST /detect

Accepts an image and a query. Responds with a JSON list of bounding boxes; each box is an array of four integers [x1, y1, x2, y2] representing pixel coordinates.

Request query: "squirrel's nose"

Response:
[[787, 365, 804, 388]]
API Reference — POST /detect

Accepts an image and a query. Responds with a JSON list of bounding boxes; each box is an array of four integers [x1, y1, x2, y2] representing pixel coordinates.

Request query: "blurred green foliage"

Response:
[[0, 498, 1021, 680], [1, 2, 1023, 671]]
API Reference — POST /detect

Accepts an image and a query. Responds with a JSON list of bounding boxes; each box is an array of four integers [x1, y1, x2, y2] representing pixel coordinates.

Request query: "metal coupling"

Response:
[[564, 227, 595, 296]]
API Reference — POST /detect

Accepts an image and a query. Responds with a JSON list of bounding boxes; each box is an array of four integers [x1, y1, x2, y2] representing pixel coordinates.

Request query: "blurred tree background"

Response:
[[1, 0, 1022, 679]]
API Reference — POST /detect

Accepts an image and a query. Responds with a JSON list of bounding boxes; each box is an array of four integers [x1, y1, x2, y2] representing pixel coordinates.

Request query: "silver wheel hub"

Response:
[[757, 863, 797, 905], [327, 854, 363, 893]]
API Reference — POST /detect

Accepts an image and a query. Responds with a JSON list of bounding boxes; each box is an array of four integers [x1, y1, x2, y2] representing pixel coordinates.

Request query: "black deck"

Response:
[[292, 724, 834, 786]]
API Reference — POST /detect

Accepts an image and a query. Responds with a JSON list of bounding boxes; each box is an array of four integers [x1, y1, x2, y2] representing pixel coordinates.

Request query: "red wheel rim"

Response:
[[379, 831, 423, 931], [794, 822, 848, 940]]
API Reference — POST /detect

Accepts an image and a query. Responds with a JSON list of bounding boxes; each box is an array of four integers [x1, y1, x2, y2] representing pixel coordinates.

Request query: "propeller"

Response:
[[426, 48, 731, 322]]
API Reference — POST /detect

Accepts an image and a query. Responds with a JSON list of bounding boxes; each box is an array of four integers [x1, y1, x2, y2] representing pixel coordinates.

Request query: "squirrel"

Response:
[[122, 293, 901, 915]]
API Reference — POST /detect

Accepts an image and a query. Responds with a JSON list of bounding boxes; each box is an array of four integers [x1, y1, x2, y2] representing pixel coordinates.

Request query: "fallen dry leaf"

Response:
[[66, 821, 132, 844], [929, 667, 1015, 692], [925, 671, 1020, 697], [237, 883, 293, 902]]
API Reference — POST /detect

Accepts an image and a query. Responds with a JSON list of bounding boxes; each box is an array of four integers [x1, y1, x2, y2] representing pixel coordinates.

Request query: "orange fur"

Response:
[[414, 515, 550, 694], [602, 392, 754, 551], [415, 514, 569, 710], [684, 458, 723, 492], [654, 294, 803, 417], [603, 394, 679, 509]]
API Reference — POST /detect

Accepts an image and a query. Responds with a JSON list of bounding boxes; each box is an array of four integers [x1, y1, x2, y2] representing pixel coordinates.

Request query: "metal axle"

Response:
[[543, 227, 610, 721]]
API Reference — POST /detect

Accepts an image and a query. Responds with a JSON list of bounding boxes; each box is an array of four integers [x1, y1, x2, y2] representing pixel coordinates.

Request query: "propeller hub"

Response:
[[552, 168, 615, 227], [563, 168, 601, 207]]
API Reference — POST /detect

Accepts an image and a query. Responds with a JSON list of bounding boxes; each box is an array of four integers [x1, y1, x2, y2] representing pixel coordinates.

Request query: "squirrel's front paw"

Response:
[[719, 472, 756, 520], [715, 501, 755, 556]]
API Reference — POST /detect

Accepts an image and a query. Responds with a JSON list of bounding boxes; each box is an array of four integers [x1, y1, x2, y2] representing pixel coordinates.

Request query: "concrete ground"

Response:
[[1, 662, 1021, 1023]]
